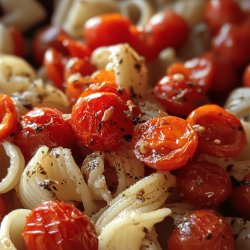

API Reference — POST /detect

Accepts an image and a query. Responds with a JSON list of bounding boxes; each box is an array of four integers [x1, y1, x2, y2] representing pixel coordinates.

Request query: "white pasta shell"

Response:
[[0, 141, 25, 193]]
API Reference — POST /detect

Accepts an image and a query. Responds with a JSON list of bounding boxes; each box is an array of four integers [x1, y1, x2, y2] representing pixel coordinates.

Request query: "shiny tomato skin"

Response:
[[14, 107, 75, 161], [144, 10, 189, 52], [33, 25, 68, 64], [204, 0, 245, 34], [230, 174, 250, 219], [184, 57, 215, 93], [0, 94, 18, 141], [23, 201, 98, 250], [44, 48, 66, 89], [84, 14, 131, 50], [212, 23, 250, 68], [64, 57, 96, 80], [176, 161, 232, 208], [128, 25, 158, 62], [201, 52, 238, 94], [154, 74, 208, 117], [187, 104, 246, 157], [133, 116, 198, 171], [72, 92, 134, 151], [243, 64, 250, 87], [167, 209, 236, 250], [8, 26, 25, 57]]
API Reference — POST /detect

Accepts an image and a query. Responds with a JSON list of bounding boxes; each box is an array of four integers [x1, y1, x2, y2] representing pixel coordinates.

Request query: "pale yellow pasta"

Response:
[[0, 55, 35, 95], [18, 146, 96, 216], [119, 0, 155, 26], [0, 23, 14, 55], [0, 141, 24, 193], [11, 79, 70, 116], [61, 0, 120, 38], [0, 0, 46, 31], [0, 209, 31, 250], [81, 145, 145, 203]]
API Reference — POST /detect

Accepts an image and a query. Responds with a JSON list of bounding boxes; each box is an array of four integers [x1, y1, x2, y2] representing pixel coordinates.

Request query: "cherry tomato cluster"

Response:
[[0, 1, 250, 250], [84, 12, 188, 62]]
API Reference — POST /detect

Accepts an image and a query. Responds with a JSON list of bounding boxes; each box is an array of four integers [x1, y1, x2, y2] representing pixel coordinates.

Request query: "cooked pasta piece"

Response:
[[0, 23, 14, 55], [0, 0, 46, 31], [11, 79, 70, 116], [18, 146, 95, 216], [0, 141, 25, 193], [119, 0, 155, 26], [0, 209, 31, 250], [61, 0, 120, 38], [81, 145, 145, 202], [0, 55, 35, 95], [91, 44, 148, 97], [98, 208, 170, 250], [92, 172, 175, 249]]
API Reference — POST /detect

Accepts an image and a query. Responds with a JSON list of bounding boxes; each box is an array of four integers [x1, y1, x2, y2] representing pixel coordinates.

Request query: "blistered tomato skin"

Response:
[[176, 161, 232, 208], [72, 92, 134, 151], [133, 116, 198, 171], [167, 209, 236, 250], [23, 201, 98, 250], [84, 14, 131, 50], [230, 174, 250, 219], [14, 107, 75, 161], [187, 104, 246, 158]]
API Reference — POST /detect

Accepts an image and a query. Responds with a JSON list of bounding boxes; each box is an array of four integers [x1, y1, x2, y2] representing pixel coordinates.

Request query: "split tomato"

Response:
[[0, 94, 18, 141], [187, 104, 246, 157], [243, 64, 250, 87], [133, 116, 198, 171], [14, 107, 75, 161], [23, 201, 98, 250], [154, 73, 208, 117], [72, 92, 134, 151]]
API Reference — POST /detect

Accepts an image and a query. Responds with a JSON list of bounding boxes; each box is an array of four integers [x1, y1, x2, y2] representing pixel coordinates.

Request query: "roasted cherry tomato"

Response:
[[23, 201, 98, 250], [133, 116, 198, 171], [176, 161, 232, 208], [144, 10, 189, 52], [167, 209, 236, 250], [44, 48, 66, 89], [33, 25, 68, 64], [184, 56, 215, 93], [81, 81, 141, 120], [84, 13, 132, 50], [14, 107, 75, 161], [64, 57, 96, 80], [212, 23, 250, 68], [201, 52, 238, 94], [243, 64, 250, 87], [8, 26, 25, 57], [128, 25, 157, 62], [230, 174, 250, 219], [62, 39, 91, 58], [154, 73, 208, 117], [72, 92, 134, 151], [0, 94, 18, 141], [187, 104, 246, 157], [204, 0, 245, 34]]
